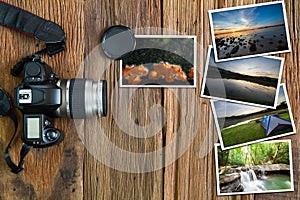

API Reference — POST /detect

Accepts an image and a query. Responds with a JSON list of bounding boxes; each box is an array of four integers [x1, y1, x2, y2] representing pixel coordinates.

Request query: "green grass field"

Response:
[[221, 112, 293, 148]]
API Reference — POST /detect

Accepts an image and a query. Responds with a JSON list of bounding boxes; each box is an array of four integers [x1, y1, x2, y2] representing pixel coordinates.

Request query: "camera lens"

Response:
[[55, 79, 107, 119]]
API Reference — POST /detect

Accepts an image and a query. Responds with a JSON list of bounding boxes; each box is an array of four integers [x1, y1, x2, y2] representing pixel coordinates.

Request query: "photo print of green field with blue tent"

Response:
[[209, 1, 291, 62], [215, 140, 294, 195], [201, 46, 283, 108], [211, 84, 296, 150]]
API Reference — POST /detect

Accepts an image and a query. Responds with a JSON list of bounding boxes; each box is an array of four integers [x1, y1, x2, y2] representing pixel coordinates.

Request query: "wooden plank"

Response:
[[0, 0, 84, 199], [83, 0, 164, 199], [162, 0, 216, 199]]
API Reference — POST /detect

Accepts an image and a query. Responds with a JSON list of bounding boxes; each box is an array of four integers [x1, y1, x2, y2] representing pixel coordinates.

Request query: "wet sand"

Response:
[[215, 25, 289, 60]]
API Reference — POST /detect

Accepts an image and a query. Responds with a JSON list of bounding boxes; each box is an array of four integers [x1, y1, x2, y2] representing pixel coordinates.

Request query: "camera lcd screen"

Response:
[[27, 118, 40, 139]]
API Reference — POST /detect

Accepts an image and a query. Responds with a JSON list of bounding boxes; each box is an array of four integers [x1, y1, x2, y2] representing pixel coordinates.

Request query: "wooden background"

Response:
[[0, 0, 299, 199]]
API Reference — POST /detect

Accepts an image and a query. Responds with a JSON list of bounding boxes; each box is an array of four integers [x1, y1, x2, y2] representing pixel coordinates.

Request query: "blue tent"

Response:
[[260, 116, 292, 136]]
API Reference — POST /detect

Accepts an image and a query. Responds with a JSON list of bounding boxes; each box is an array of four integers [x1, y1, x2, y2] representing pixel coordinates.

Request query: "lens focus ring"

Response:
[[69, 79, 87, 119], [56, 79, 106, 119]]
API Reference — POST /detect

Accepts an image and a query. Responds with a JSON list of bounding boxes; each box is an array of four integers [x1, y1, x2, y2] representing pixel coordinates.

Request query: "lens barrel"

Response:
[[56, 79, 107, 119]]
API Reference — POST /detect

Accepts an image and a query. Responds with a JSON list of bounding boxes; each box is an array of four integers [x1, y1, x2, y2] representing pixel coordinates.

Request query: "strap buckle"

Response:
[[45, 41, 66, 56]]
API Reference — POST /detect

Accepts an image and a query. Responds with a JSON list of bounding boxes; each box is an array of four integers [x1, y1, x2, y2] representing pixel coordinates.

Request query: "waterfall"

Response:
[[240, 169, 266, 192], [249, 170, 257, 181], [240, 171, 251, 182]]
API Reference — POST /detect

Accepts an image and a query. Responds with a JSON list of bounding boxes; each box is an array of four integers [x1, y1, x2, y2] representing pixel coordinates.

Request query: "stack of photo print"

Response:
[[202, 1, 295, 196]]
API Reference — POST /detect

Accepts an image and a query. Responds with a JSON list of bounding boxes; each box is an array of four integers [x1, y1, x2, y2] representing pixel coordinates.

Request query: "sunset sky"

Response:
[[213, 85, 286, 118], [209, 48, 282, 78], [211, 3, 285, 34]]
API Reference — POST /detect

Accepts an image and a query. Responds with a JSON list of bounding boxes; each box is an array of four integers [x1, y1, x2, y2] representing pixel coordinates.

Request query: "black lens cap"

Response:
[[0, 88, 12, 116], [101, 25, 136, 60]]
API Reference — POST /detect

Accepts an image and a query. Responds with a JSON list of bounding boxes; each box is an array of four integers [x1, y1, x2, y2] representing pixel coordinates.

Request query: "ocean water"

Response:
[[204, 78, 276, 106]]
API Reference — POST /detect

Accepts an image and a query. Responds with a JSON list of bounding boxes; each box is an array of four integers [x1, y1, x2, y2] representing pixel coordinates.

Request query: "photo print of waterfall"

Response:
[[215, 140, 294, 195]]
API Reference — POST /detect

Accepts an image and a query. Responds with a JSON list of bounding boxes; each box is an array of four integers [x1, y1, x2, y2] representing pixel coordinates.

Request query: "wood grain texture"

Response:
[[0, 0, 299, 200], [83, 0, 164, 200], [0, 0, 84, 199]]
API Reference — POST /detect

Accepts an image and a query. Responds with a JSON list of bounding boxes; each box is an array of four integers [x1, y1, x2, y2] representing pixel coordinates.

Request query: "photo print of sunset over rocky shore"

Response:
[[209, 2, 290, 61]]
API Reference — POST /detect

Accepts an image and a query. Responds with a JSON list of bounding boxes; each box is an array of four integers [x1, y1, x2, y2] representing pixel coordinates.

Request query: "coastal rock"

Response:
[[250, 43, 257, 52], [230, 45, 239, 54], [277, 45, 286, 51]]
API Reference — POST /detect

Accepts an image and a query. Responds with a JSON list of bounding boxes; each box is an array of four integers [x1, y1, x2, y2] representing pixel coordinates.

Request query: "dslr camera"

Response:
[[13, 55, 107, 148]]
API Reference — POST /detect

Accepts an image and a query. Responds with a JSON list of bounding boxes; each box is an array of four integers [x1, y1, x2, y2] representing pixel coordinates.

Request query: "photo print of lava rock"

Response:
[[209, 1, 291, 61], [120, 35, 196, 87]]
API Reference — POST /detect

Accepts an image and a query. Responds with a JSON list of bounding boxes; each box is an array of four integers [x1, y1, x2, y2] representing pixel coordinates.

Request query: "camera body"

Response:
[[14, 56, 63, 147], [14, 55, 107, 148]]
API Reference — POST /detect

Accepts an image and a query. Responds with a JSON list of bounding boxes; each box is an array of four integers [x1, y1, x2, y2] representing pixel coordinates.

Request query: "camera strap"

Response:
[[0, 1, 66, 56], [4, 113, 32, 174], [0, 87, 32, 174]]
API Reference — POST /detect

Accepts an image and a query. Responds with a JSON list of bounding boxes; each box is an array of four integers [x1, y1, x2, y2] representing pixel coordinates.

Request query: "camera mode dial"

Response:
[[25, 62, 41, 77]]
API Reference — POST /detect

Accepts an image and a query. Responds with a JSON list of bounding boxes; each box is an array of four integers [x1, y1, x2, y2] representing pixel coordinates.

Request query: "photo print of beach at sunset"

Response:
[[209, 1, 291, 61]]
